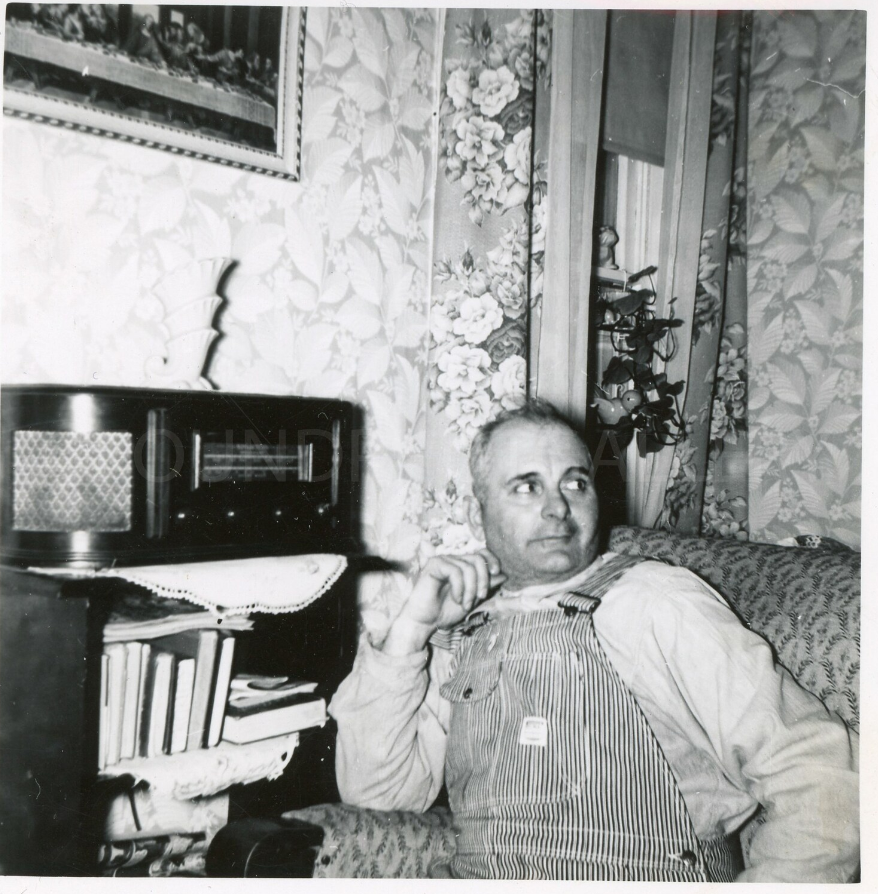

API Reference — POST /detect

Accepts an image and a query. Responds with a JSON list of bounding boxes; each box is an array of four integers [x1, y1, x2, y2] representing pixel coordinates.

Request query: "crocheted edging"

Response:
[[103, 554, 348, 617]]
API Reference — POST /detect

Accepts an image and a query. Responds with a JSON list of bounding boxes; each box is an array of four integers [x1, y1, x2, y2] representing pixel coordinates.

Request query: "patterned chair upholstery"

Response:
[[215, 527, 860, 877], [605, 526, 859, 731]]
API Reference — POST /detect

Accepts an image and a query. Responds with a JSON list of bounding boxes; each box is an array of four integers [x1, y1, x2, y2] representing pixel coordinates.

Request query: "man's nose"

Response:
[[541, 488, 570, 520]]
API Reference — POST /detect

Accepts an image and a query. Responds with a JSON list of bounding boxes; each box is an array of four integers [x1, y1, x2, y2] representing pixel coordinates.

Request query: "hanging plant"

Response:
[[591, 266, 686, 457]]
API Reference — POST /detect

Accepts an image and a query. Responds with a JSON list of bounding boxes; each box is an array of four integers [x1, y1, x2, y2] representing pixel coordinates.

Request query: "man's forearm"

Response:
[[381, 613, 436, 656], [329, 636, 449, 812]]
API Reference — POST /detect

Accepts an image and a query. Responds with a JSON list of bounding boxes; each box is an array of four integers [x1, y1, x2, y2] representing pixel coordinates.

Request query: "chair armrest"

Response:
[[281, 803, 457, 878], [205, 816, 324, 877]]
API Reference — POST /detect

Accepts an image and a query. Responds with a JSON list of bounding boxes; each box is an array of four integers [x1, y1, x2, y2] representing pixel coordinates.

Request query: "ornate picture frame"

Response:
[[3, 5, 305, 180]]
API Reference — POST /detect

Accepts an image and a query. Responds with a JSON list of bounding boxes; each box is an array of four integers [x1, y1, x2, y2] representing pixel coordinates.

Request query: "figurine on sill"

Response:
[[330, 399, 859, 882], [596, 225, 620, 270]]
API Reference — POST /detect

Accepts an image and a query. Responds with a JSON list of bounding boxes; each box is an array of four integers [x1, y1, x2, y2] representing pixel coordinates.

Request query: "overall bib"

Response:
[[437, 556, 743, 880]]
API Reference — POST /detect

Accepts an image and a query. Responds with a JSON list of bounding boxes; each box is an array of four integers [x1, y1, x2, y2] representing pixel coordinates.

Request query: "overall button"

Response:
[[675, 850, 697, 868], [462, 686, 473, 699]]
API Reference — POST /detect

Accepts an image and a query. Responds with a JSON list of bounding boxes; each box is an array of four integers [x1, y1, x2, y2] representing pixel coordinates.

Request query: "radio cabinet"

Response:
[[1, 386, 361, 568]]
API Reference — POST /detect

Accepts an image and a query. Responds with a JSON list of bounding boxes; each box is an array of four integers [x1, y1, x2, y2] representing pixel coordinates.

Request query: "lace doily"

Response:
[[99, 733, 300, 799], [95, 553, 348, 616]]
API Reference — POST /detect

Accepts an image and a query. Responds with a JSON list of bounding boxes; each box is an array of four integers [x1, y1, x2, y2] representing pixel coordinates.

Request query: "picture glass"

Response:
[[3, 4, 304, 178]]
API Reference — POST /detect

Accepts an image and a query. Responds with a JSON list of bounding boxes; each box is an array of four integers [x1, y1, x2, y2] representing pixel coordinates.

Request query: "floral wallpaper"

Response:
[[746, 10, 863, 548], [419, 9, 548, 561], [2, 8, 441, 629]]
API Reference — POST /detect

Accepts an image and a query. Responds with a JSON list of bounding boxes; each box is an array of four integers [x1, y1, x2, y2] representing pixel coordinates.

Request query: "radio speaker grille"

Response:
[[13, 431, 133, 532]]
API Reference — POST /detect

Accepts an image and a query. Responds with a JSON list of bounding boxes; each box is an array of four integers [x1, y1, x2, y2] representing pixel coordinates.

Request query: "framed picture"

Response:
[[3, 5, 305, 179]]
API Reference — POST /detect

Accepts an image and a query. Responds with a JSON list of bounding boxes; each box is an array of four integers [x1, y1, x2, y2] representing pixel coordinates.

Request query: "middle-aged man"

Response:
[[330, 400, 859, 881]]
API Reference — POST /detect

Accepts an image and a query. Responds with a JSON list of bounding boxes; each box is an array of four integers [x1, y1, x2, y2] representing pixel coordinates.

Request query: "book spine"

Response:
[[161, 656, 177, 756], [186, 630, 219, 751], [120, 642, 143, 761], [133, 643, 151, 758], [98, 653, 110, 771], [169, 658, 195, 755], [206, 636, 236, 748], [105, 643, 127, 766], [146, 652, 175, 759]]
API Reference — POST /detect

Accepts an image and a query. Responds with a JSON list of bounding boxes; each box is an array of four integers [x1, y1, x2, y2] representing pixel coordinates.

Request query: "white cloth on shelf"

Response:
[[100, 733, 300, 799], [95, 553, 348, 616]]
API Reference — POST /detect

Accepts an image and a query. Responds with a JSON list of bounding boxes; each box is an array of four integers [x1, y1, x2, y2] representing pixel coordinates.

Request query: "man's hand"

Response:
[[382, 551, 506, 656]]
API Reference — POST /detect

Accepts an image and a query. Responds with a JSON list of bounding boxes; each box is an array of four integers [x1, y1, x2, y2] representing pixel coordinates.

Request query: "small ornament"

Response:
[[596, 226, 619, 270], [145, 257, 232, 390]]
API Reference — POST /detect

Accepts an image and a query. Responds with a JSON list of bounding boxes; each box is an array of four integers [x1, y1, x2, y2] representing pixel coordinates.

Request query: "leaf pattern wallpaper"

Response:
[[2, 7, 440, 631], [746, 10, 863, 548]]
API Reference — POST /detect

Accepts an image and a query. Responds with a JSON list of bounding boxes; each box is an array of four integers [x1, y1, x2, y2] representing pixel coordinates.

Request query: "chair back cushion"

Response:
[[606, 527, 860, 731]]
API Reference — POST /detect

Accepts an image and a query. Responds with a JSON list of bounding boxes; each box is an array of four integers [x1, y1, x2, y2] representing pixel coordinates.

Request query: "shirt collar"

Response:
[[500, 554, 610, 600], [473, 553, 612, 618]]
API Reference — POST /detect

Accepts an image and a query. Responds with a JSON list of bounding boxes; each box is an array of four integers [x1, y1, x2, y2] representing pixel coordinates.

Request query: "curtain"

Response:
[[743, 11, 864, 548], [660, 10, 863, 550], [419, 9, 548, 559], [634, 12, 717, 527], [658, 13, 750, 536]]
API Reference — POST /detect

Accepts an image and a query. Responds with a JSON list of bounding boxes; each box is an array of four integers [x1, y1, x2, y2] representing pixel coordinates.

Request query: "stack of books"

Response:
[[99, 593, 253, 768], [221, 675, 326, 744]]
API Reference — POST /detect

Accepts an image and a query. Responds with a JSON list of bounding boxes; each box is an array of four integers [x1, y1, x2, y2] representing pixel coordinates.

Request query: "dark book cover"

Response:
[[225, 690, 323, 719]]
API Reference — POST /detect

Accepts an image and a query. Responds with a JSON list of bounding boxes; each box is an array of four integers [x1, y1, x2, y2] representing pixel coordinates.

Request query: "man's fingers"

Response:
[[448, 556, 479, 612], [471, 553, 489, 603], [478, 549, 503, 577], [423, 551, 505, 623], [477, 549, 506, 590], [437, 560, 466, 606]]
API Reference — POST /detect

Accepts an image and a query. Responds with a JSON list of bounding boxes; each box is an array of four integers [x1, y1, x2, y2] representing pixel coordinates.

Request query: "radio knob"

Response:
[[226, 510, 236, 519], [316, 503, 331, 517]]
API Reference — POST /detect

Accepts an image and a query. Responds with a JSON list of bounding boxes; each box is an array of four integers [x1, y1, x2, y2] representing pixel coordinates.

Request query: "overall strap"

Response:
[[558, 553, 645, 613], [431, 554, 646, 653]]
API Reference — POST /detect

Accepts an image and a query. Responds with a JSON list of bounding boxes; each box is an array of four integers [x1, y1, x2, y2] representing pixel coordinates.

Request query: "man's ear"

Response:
[[465, 494, 485, 541]]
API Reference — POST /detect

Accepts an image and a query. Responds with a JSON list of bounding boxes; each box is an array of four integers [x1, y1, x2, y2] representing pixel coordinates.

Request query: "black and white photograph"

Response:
[[0, 3, 868, 884]]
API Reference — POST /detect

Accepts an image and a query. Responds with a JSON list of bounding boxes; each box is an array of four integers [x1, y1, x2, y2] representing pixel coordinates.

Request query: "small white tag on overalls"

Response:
[[518, 716, 548, 747]]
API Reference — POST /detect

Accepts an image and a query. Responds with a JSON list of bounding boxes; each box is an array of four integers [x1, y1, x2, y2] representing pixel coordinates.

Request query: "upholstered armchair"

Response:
[[206, 526, 860, 878]]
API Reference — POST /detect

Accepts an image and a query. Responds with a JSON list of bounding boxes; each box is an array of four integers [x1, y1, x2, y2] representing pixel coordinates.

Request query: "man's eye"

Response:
[[513, 482, 537, 494], [563, 478, 590, 493]]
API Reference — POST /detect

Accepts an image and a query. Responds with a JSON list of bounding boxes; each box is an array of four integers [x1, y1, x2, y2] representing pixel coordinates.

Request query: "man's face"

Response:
[[470, 420, 600, 589]]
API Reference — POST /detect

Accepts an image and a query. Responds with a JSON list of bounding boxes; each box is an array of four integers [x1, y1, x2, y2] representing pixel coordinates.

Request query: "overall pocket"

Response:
[[442, 647, 587, 812], [440, 655, 503, 814]]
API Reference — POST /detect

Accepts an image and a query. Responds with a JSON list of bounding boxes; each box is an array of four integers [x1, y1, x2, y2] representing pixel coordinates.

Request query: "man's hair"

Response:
[[468, 399, 584, 501]]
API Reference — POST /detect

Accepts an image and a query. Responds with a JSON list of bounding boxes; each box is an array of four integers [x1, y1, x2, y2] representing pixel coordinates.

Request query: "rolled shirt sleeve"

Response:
[[329, 634, 453, 812]]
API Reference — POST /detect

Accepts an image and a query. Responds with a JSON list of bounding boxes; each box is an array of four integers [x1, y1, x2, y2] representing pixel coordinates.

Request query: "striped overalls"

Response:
[[436, 556, 743, 880]]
